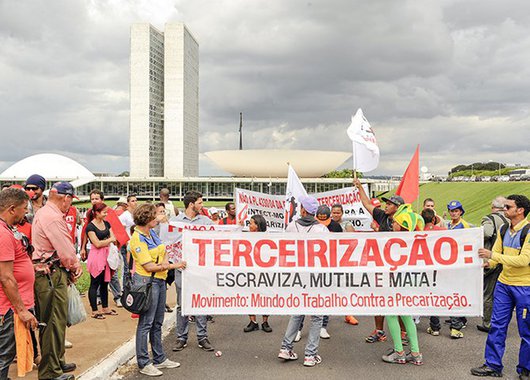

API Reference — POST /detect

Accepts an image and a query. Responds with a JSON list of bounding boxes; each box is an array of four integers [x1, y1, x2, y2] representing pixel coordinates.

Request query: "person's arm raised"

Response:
[[353, 178, 375, 215]]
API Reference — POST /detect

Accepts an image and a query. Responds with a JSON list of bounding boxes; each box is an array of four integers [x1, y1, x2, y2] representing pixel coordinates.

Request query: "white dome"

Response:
[[205, 150, 351, 177], [0, 153, 95, 181]]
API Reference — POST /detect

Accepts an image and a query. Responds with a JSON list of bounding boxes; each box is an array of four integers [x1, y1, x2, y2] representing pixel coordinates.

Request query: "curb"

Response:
[[78, 309, 176, 380]]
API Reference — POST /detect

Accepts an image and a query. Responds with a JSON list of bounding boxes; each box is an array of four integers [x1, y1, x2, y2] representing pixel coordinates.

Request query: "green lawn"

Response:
[[381, 182, 530, 225]]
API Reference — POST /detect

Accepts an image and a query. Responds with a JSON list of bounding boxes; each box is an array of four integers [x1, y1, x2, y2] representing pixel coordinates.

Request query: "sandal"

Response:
[[103, 309, 118, 316], [91, 313, 106, 320]]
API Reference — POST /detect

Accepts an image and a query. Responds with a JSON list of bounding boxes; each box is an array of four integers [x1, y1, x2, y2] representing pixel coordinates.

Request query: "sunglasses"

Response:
[[13, 230, 35, 256], [24, 186, 39, 191]]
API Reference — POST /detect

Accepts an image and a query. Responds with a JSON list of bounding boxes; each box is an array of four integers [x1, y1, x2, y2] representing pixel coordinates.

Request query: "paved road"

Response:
[[120, 315, 522, 380]]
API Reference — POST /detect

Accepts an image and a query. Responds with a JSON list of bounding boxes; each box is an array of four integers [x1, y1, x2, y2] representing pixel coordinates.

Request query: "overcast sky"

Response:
[[1, 0, 529, 177]]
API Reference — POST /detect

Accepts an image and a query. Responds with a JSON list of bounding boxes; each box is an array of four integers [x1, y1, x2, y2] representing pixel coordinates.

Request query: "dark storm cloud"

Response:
[[0, 0, 528, 177]]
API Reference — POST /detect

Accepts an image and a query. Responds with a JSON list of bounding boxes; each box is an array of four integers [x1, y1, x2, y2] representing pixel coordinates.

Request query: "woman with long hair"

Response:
[[243, 214, 272, 333], [85, 202, 118, 319]]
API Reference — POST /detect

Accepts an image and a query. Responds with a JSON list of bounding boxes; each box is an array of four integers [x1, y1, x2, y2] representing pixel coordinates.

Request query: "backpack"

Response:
[[499, 223, 530, 266], [484, 214, 508, 250]]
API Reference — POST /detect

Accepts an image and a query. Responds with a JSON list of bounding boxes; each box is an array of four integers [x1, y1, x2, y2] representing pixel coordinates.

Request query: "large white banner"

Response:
[[313, 186, 373, 231], [236, 186, 373, 232], [182, 228, 483, 316]]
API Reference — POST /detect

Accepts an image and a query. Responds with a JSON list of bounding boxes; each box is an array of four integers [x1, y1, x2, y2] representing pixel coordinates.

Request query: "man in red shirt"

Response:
[[421, 208, 446, 231], [219, 202, 236, 225], [0, 188, 38, 379]]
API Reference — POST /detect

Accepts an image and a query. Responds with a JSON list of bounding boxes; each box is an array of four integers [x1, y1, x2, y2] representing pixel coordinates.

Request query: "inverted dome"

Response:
[[0, 153, 95, 181], [204, 150, 351, 177]]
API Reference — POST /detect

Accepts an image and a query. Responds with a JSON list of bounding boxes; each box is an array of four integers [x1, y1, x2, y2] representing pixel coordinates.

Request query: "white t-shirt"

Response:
[[163, 201, 176, 218], [119, 210, 135, 237]]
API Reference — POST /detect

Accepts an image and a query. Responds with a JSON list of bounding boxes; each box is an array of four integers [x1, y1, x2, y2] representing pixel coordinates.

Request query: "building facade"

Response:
[[130, 23, 199, 178]]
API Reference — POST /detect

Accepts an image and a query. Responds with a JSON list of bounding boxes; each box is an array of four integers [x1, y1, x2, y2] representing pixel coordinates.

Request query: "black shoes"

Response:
[[261, 321, 272, 333], [520, 368, 529, 380], [61, 363, 77, 373], [244, 321, 259, 332], [477, 325, 491, 333], [198, 338, 214, 351], [471, 364, 503, 377], [172, 340, 187, 351]]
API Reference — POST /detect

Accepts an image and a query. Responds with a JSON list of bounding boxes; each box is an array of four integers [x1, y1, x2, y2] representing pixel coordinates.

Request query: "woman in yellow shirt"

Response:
[[129, 204, 186, 377]]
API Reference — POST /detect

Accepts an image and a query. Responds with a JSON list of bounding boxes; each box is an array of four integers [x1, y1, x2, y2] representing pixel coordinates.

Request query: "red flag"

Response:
[[395, 145, 420, 204]]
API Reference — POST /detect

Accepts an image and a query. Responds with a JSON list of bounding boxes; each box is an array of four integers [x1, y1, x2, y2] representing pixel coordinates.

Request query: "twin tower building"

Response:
[[129, 23, 199, 178]]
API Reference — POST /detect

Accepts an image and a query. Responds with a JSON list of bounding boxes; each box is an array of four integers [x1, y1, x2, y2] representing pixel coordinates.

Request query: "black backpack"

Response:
[[484, 214, 508, 250]]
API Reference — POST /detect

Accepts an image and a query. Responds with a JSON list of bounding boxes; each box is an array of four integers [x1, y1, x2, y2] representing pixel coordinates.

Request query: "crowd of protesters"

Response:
[[0, 174, 528, 380]]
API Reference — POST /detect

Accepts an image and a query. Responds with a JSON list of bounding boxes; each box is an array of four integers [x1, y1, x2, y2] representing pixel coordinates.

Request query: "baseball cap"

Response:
[[116, 196, 127, 206], [209, 207, 219, 216], [447, 200, 465, 215], [316, 205, 332, 226], [299, 195, 319, 215], [381, 195, 405, 207], [371, 198, 381, 207], [51, 182, 79, 199]]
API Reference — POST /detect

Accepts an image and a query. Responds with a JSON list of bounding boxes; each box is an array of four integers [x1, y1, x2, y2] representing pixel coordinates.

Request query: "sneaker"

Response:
[[303, 355, 322, 367], [366, 330, 387, 343], [244, 321, 259, 332], [401, 331, 409, 346], [188, 316, 195, 323], [172, 340, 187, 352], [406, 352, 424, 366], [139, 363, 163, 377], [198, 338, 214, 351], [427, 327, 440, 336], [154, 359, 180, 369], [165, 304, 173, 313], [115, 298, 123, 308], [345, 316, 359, 325], [476, 325, 490, 333], [451, 328, 464, 339], [294, 330, 302, 342], [470, 364, 503, 377], [278, 349, 298, 360], [382, 349, 406, 364], [320, 327, 330, 339], [261, 321, 272, 333], [413, 316, 421, 324], [65, 340, 73, 349], [207, 315, 215, 323]]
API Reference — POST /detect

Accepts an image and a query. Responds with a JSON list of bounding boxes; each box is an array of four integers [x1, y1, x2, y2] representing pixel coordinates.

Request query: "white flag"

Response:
[[347, 108, 380, 172], [284, 164, 307, 228]]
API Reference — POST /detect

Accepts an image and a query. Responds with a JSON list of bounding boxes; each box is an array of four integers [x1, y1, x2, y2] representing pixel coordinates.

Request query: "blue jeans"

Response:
[[299, 315, 329, 331], [134, 274, 167, 369], [281, 315, 323, 357], [0, 309, 15, 380], [485, 282, 530, 374], [175, 270, 208, 342]]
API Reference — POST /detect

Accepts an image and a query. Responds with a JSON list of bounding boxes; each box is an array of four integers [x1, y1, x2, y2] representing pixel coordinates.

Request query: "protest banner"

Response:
[[181, 228, 483, 316], [159, 221, 241, 262], [313, 186, 373, 231], [235, 188, 285, 231]]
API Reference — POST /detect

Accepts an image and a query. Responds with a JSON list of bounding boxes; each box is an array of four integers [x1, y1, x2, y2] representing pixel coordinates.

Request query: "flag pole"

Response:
[[352, 141, 357, 180]]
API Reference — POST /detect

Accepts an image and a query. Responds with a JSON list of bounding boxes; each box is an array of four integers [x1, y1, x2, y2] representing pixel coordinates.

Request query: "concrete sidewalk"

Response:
[[8, 291, 177, 380]]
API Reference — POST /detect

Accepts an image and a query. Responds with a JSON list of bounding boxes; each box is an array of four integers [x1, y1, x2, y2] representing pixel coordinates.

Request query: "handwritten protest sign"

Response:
[[182, 228, 483, 316]]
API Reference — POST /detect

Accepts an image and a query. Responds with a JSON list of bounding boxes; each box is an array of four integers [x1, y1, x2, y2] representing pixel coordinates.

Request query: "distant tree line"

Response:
[[449, 162, 504, 175]]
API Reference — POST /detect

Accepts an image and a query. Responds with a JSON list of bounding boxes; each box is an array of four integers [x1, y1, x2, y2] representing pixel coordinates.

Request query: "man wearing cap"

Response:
[[316, 205, 342, 232], [0, 188, 38, 379], [24, 174, 47, 224], [159, 188, 176, 218], [354, 178, 404, 343], [478, 196, 508, 333], [437, 200, 470, 339], [278, 195, 328, 367], [447, 200, 472, 230], [32, 182, 81, 380], [208, 207, 220, 224]]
